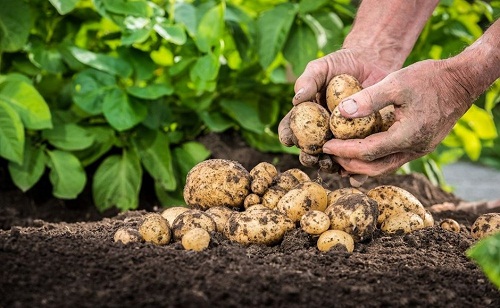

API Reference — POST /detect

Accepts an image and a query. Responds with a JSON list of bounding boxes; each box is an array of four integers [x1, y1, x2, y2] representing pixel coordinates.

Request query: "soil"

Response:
[[1, 131, 499, 307]]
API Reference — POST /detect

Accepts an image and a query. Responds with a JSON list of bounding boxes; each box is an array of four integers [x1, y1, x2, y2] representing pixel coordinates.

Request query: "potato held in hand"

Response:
[[326, 74, 363, 112], [290, 101, 332, 155], [330, 108, 381, 140]]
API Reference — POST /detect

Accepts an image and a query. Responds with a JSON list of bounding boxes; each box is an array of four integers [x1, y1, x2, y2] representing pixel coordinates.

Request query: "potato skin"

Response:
[[114, 227, 142, 244], [327, 187, 363, 206], [182, 228, 211, 251], [223, 207, 294, 246], [290, 101, 332, 155], [324, 194, 378, 242], [138, 213, 172, 245], [184, 159, 251, 210], [161, 206, 189, 227], [439, 218, 461, 233], [300, 210, 330, 235], [329, 107, 381, 140], [317, 230, 355, 253], [325, 74, 363, 112], [381, 212, 424, 234], [250, 162, 278, 195], [471, 213, 500, 239], [171, 209, 216, 241], [276, 181, 328, 223], [379, 105, 396, 132], [205, 206, 234, 233], [261, 186, 287, 210]]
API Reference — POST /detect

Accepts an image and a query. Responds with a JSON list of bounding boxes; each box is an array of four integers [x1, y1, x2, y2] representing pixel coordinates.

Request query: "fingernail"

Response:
[[341, 99, 358, 114], [294, 88, 305, 101]]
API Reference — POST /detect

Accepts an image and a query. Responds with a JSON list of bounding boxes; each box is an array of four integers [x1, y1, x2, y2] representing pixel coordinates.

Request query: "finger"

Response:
[[335, 151, 420, 177], [292, 58, 328, 105], [317, 154, 341, 173], [278, 111, 295, 147], [299, 151, 319, 167]]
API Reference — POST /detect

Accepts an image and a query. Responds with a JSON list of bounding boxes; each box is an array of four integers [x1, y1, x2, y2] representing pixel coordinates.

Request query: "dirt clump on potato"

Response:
[[290, 101, 332, 155], [300, 210, 330, 235], [114, 227, 142, 244], [317, 230, 355, 252], [184, 159, 251, 210], [471, 213, 500, 239]]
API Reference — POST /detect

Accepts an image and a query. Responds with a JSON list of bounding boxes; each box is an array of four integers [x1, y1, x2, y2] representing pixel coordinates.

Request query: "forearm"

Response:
[[343, 0, 439, 71]]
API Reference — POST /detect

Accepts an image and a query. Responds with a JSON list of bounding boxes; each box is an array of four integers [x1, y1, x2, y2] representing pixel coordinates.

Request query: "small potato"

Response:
[[300, 210, 330, 235], [329, 107, 381, 140], [275, 173, 300, 191], [381, 212, 425, 234], [281, 168, 310, 183], [114, 227, 142, 244], [184, 159, 251, 210], [182, 228, 211, 251], [276, 181, 328, 222], [367, 185, 426, 225], [205, 206, 234, 233], [379, 105, 396, 132], [224, 207, 294, 246], [138, 213, 172, 245], [325, 74, 362, 112], [317, 230, 355, 253], [471, 213, 500, 239], [327, 187, 363, 206], [261, 186, 287, 209], [324, 194, 378, 242], [171, 209, 216, 241], [439, 218, 461, 233], [290, 101, 333, 155], [250, 162, 278, 195], [423, 210, 435, 228], [161, 206, 189, 227], [244, 193, 261, 209]]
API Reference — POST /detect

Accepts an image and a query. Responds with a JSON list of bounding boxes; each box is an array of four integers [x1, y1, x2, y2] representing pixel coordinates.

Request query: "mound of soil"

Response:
[[1, 132, 499, 307]]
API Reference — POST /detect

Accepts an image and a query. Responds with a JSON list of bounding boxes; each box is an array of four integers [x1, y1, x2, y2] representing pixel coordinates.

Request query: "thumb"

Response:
[[337, 83, 393, 118]]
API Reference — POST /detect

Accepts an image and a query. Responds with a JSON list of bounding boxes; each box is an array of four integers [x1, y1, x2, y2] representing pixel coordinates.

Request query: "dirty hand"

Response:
[[323, 59, 474, 177]]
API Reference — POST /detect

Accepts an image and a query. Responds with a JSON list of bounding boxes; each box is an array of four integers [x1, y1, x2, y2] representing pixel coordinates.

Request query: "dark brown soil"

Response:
[[1, 132, 499, 307]]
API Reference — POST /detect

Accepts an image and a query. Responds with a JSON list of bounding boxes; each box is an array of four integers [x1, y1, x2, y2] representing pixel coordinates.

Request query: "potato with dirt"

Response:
[[325, 74, 363, 112], [114, 227, 142, 244], [184, 159, 251, 210], [440, 218, 461, 233], [138, 213, 172, 245], [181, 228, 211, 251], [250, 162, 278, 195], [205, 206, 234, 233], [381, 212, 424, 234], [324, 193, 378, 242], [261, 186, 287, 210], [317, 230, 355, 253], [223, 206, 294, 246], [300, 210, 330, 235], [276, 181, 328, 222], [289, 101, 332, 155], [471, 213, 500, 239], [161, 206, 189, 227], [171, 209, 216, 241]]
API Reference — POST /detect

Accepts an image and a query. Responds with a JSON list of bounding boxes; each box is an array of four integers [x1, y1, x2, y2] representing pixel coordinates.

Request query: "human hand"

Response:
[[323, 59, 473, 177]]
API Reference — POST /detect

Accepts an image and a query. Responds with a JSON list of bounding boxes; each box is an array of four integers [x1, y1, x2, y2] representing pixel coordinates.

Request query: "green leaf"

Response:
[[0, 79, 52, 130], [173, 141, 211, 181], [220, 99, 266, 133], [102, 88, 147, 131], [257, 3, 299, 68], [199, 110, 233, 132], [0, 0, 32, 52], [93, 149, 142, 211], [42, 123, 95, 151], [102, 0, 149, 17], [49, 0, 79, 15], [460, 105, 498, 140], [0, 101, 24, 164], [132, 128, 176, 191], [72, 126, 116, 166], [243, 130, 300, 154], [8, 142, 46, 192], [299, 0, 329, 14], [195, 3, 225, 52], [154, 22, 187, 45], [174, 3, 198, 37], [68, 46, 133, 77], [467, 232, 500, 288], [283, 22, 318, 76], [28, 42, 66, 74], [127, 83, 174, 100], [312, 12, 344, 53], [190, 53, 220, 81], [72, 69, 117, 115], [453, 122, 482, 160], [46, 150, 86, 199]]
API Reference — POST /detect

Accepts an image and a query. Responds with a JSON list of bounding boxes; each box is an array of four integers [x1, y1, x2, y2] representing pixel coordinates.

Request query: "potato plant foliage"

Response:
[[0, 0, 498, 212]]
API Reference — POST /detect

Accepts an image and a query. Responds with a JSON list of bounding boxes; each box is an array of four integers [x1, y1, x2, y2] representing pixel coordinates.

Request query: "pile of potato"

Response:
[[113, 159, 500, 253]]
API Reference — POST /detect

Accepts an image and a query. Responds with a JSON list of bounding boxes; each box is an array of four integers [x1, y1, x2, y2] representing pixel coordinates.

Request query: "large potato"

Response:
[[327, 187, 363, 205], [171, 209, 216, 241], [329, 107, 381, 140], [325, 74, 363, 112], [367, 185, 426, 225], [324, 194, 378, 242], [224, 207, 294, 245], [289, 101, 332, 155], [184, 159, 251, 210], [276, 181, 328, 222], [471, 213, 500, 239]]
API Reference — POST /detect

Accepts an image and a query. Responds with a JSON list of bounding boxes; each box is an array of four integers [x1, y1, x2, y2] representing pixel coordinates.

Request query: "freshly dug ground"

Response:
[[1, 132, 499, 307]]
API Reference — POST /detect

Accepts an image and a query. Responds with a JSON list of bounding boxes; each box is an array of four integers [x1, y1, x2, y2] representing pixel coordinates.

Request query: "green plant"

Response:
[[467, 232, 500, 289]]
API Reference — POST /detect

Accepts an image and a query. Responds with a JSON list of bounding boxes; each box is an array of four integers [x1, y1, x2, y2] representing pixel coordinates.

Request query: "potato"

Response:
[[471, 213, 500, 239], [275, 173, 300, 191], [261, 186, 287, 210], [181, 228, 211, 251], [276, 181, 328, 222], [379, 105, 396, 132], [171, 209, 216, 241], [324, 193, 378, 242], [138, 213, 172, 245], [329, 107, 381, 140], [317, 230, 355, 253], [250, 162, 278, 195], [184, 159, 251, 210], [281, 168, 310, 183], [244, 193, 261, 209], [381, 212, 424, 234], [114, 227, 142, 244], [325, 74, 363, 112], [161, 206, 189, 227], [327, 187, 363, 205], [289, 101, 333, 155], [205, 206, 234, 233], [367, 185, 426, 225], [423, 210, 435, 228], [439, 218, 461, 233], [300, 210, 330, 235], [224, 206, 294, 245]]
